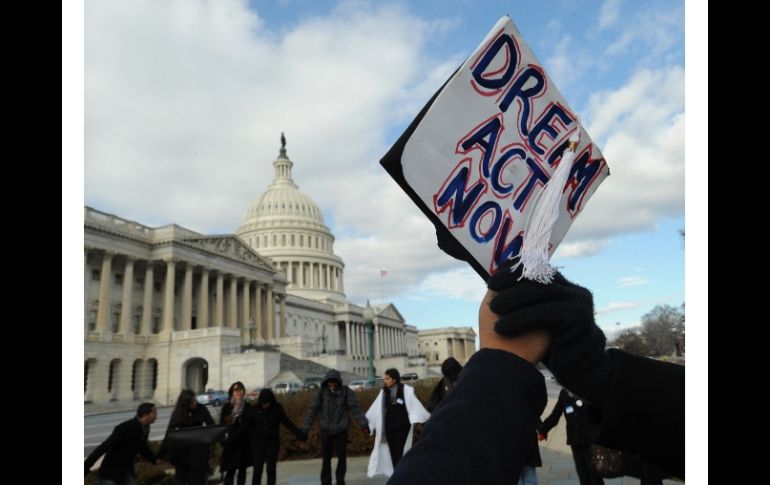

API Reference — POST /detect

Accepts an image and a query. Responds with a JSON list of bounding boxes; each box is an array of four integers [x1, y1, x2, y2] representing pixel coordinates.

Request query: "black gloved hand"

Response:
[[297, 430, 308, 442], [487, 258, 611, 405]]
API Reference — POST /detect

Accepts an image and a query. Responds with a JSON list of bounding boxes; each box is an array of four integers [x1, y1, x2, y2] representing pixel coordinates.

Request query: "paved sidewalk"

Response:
[[242, 399, 681, 484]]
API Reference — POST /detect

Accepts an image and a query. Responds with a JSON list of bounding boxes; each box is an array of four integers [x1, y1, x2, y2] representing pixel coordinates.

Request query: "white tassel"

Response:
[[515, 130, 581, 283]]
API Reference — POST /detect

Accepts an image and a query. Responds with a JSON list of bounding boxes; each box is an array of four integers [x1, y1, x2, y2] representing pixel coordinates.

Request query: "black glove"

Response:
[[297, 430, 308, 442], [362, 426, 371, 436], [487, 258, 612, 405]]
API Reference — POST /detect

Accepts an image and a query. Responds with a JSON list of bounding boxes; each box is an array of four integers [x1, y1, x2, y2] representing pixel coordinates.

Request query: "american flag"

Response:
[[380, 269, 388, 277]]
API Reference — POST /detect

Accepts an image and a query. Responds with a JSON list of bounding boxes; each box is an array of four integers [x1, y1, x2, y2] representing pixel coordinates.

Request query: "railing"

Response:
[[222, 344, 280, 355], [308, 350, 346, 357]]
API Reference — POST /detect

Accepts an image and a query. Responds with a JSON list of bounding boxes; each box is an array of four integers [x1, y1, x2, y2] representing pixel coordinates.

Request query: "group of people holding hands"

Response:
[[86, 364, 436, 485], [86, 258, 684, 485]]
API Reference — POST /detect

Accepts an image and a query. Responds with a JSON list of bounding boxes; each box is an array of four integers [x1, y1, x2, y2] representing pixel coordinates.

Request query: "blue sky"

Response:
[[75, 0, 689, 338]]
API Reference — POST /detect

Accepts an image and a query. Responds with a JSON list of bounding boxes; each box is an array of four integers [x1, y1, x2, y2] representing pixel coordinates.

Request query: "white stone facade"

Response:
[[84, 140, 427, 406], [418, 327, 477, 370]]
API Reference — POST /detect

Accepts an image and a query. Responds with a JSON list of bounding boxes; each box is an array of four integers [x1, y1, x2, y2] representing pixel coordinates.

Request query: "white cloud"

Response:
[[564, 66, 684, 244], [414, 267, 488, 302], [598, 0, 623, 30], [596, 301, 639, 315], [86, 0, 444, 233], [543, 34, 594, 91], [616, 276, 649, 287], [602, 5, 684, 63], [84, 0, 683, 307], [553, 238, 610, 259]]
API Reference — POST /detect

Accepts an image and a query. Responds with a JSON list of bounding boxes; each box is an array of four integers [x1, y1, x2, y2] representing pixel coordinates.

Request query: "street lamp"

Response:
[[362, 300, 376, 387], [248, 318, 256, 348], [320, 326, 327, 354]]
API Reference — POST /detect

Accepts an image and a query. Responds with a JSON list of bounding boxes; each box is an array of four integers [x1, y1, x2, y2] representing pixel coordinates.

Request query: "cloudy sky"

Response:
[[72, 0, 694, 338]]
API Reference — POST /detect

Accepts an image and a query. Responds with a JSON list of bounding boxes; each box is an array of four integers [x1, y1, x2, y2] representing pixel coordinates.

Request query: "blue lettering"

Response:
[[435, 165, 486, 226], [546, 139, 569, 167], [471, 35, 518, 90], [460, 117, 502, 179], [498, 67, 545, 136], [493, 214, 523, 268], [490, 147, 526, 195], [528, 105, 574, 155], [513, 158, 550, 211], [565, 151, 602, 212], [469, 201, 502, 243]]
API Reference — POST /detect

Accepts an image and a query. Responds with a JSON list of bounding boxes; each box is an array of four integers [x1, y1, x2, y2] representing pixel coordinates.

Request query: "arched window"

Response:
[[148, 359, 158, 391]]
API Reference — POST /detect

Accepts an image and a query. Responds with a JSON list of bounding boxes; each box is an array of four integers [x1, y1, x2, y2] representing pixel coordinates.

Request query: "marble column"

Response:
[[84, 249, 90, 333], [345, 321, 352, 356], [118, 257, 135, 334], [229, 276, 238, 329], [241, 280, 250, 345], [198, 268, 209, 328], [181, 263, 193, 331], [254, 284, 263, 340], [140, 263, 154, 335], [374, 325, 381, 358], [161, 258, 176, 335], [266, 286, 274, 340], [96, 252, 114, 333], [215, 272, 224, 327]]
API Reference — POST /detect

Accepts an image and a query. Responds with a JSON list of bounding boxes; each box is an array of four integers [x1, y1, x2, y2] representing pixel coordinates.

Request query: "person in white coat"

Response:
[[365, 368, 431, 477]]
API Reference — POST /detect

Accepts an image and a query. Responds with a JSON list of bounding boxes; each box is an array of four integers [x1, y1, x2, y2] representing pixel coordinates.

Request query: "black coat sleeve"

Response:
[[389, 349, 547, 485], [84, 421, 127, 473], [278, 404, 301, 436], [539, 388, 567, 434], [594, 349, 684, 479], [138, 428, 157, 464]]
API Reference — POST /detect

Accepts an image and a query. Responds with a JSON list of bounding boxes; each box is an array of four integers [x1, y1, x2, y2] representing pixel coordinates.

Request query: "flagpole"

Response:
[[379, 270, 384, 303]]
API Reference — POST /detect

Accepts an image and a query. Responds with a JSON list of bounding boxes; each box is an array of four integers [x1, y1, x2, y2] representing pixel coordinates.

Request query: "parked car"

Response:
[[348, 380, 367, 391], [196, 389, 228, 406], [273, 382, 302, 394], [349, 379, 382, 391], [401, 372, 419, 381], [302, 377, 322, 390]]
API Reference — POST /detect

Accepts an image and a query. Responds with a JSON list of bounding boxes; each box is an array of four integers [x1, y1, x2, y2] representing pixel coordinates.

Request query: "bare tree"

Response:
[[612, 329, 649, 356], [641, 305, 685, 356]]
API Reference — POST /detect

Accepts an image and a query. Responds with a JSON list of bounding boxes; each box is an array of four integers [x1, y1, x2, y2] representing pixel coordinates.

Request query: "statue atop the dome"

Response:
[[281, 132, 286, 149]]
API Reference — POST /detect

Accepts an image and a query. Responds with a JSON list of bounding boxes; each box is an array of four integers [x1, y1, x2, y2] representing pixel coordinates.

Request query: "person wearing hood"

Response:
[[300, 369, 370, 485], [365, 368, 430, 477], [427, 357, 463, 412], [247, 388, 302, 485]]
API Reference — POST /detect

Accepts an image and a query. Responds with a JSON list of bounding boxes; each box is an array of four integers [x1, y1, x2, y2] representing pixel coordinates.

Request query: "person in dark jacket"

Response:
[[539, 389, 603, 485], [159, 389, 216, 485], [85, 402, 158, 484], [220, 381, 251, 485], [518, 420, 542, 485], [388, 263, 684, 484], [248, 388, 302, 485], [426, 357, 462, 412], [301, 369, 370, 485]]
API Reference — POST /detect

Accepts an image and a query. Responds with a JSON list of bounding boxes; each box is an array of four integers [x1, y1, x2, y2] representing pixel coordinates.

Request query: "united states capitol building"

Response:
[[84, 139, 476, 405]]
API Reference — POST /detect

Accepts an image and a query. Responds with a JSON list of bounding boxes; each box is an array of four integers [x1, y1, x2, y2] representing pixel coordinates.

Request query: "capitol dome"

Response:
[[236, 135, 346, 302]]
